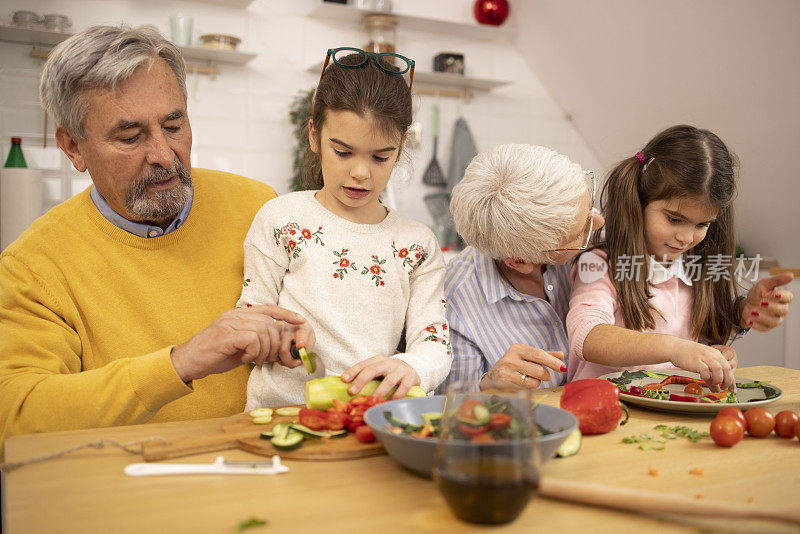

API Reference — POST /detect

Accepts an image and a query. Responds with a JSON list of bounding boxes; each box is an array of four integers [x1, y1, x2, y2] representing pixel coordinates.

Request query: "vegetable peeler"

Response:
[[124, 455, 289, 476]]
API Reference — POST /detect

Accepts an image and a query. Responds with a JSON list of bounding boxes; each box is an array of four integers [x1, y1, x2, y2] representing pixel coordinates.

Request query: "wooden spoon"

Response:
[[539, 477, 800, 526]]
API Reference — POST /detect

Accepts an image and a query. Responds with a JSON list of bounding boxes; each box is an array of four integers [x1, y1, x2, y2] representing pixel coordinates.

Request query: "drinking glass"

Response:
[[432, 384, 541, 525]]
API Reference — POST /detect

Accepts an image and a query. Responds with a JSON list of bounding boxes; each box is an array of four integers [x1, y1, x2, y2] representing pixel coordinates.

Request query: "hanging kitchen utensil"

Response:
[[422, 104, 446, 187], [446, 116, 478, 194]]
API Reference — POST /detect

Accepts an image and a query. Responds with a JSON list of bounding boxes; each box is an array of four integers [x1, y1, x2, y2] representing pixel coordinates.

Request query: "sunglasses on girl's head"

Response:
[[318, 47, 416, 90]]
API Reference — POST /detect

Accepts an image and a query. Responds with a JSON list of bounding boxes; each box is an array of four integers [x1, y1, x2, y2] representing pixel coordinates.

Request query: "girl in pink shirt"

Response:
[[566, 125, 793, 390]]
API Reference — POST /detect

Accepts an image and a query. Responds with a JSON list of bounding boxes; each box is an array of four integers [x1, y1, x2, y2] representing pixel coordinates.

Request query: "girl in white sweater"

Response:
[[240, 48, 452, 409]]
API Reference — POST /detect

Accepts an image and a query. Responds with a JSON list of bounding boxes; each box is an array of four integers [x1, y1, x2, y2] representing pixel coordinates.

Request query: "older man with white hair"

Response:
[[0, 25, 302, 454], [440, 144, 604, 391]]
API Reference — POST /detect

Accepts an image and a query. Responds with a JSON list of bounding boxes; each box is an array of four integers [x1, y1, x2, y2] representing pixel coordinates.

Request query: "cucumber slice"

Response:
[[249, 408, 274, 419], [298, 348, 317, 374], [252, 415, 273, 425], [289, 423, 346, 439], [259, 431, 274, 440], [275, 406, 301, 417], [557, 429, 582, 458], [472, 404, 491, 425], [270, 423, 304, 450], [420, 412, 443, 425]]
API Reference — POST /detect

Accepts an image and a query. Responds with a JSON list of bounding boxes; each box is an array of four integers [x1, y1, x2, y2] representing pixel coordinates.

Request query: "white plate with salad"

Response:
[[599, 369, 783, 414]]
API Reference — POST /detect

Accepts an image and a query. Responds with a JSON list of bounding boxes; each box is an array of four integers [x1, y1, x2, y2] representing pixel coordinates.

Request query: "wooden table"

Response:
[[3, 366, 799, 533]]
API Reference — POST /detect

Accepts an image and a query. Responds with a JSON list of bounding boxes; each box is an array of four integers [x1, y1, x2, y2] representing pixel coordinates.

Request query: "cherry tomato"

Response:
[[471, 433, 495, 443], [325, 410, 351, 430], [709, 415, 745, 447], [774, 411, 800, 438], [744, 407, 776, 438], [354, 425, 375, 443], [684, 382, 704, 395], [717, 407, 746, 428], [489, 412, 512, 431]]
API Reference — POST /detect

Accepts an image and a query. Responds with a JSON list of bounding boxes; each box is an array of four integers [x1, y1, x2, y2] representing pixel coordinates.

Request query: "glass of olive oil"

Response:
[[432, 384, 540, 525]]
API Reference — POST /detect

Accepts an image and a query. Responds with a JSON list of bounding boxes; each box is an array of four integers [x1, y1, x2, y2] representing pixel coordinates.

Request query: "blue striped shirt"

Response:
[[438, 247, 571, 392]]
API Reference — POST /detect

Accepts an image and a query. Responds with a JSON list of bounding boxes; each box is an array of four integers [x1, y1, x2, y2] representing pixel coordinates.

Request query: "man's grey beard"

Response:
[[126, 161, 192, 224]]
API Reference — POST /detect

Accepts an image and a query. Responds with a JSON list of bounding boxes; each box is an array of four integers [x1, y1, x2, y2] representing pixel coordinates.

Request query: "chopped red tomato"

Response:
[[684, 382, 704, 395], [458, 399, 483, 421], [703, 390, 730, 401], [471, 433, 495, 443], [410, 424, 434, 439], [298, 408, 329, 430], [347, 420, 365, 433], [642, 383, 663, 391], [458, 423, 488, 438], [355, 425, 375, 443], [489, 413, 512, 431]]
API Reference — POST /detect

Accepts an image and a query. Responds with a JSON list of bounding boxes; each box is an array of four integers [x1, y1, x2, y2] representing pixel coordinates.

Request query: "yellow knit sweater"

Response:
[[0, 169, 275, 453]]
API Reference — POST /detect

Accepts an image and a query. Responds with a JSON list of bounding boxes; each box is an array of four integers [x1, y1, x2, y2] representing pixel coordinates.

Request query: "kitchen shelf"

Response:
[[193, 0, 254, 7], [307, 2, 510, 40], [0, 24, 72, 47], [177, 45, 256, 66]]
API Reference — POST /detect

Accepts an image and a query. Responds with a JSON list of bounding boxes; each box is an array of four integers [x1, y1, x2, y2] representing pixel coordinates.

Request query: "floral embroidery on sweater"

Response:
[[392, 242, 429, 276], [273, 223, 325, 259], [332, 249, 358, 280], [361, 255, 387, 287], [423, 323, 452, 356]]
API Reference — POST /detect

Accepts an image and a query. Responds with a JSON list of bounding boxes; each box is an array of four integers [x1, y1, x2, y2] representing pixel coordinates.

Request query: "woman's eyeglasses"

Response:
[[318, 47, 415, 90], [544, 170, 597, 253]]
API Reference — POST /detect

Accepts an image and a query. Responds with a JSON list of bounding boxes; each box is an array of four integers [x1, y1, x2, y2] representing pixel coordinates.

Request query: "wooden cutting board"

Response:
[[141, 407, 384, 462]]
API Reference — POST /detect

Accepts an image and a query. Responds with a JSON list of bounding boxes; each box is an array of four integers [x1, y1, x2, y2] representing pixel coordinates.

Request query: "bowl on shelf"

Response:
[[364, 395, 578, 477], [199, 33, 241, 51]]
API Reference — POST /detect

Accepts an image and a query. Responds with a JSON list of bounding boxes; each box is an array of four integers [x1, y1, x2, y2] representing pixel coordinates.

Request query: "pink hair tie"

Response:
[[635, 152, 646, 164]]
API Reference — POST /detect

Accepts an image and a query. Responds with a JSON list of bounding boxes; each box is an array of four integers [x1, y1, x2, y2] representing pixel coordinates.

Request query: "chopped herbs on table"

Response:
[[623, 425, 708, 449], [236, 517, 267, 532], [654, 425, 709, 442]]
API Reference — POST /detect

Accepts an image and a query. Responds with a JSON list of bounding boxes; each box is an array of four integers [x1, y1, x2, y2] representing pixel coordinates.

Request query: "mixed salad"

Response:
[[607, 370, 780, 404], [385, 397, 553, 442]]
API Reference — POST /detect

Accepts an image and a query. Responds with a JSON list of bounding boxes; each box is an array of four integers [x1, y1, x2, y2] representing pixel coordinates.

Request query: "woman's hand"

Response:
[[480, 343, 566, 390], [741, 272, 794, 332], [669, 339, 734, 392], [341, 356, 420, 399]]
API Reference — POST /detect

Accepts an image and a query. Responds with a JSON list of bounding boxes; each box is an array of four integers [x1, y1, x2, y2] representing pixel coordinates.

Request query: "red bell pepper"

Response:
[[325, 409, 351, 430], [298, 408, 329, 430], [667, 393, 700, 403], [660, 374, 706, 386], [560, 379, 630, 435]]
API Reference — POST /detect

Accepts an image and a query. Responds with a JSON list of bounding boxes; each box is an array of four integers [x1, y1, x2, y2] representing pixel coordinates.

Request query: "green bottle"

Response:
[[4, 137, 27, 168]]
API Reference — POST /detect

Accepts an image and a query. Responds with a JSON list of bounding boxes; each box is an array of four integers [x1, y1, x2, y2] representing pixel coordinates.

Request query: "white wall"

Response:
[[511, 0, 800, 267], [0, 0, 599, 230]]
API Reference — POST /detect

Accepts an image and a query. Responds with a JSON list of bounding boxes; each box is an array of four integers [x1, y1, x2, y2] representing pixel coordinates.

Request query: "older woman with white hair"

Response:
[[440, 144, 604, 391]]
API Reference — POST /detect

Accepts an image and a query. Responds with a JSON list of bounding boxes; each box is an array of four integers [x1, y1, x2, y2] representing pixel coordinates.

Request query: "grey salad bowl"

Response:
[[364, 395, 578, 477]]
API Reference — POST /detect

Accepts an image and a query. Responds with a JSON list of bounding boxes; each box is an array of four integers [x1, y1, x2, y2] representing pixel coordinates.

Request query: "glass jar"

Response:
[[361, 15, 397, 56]]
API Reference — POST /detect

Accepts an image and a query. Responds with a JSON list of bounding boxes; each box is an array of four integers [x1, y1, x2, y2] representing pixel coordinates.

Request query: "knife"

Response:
[[290, 341, 317, 374]]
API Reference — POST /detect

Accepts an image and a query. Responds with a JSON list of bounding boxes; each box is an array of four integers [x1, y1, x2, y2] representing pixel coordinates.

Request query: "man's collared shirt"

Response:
[[439, 247, 570, 392], [90, 185, 193, 238]]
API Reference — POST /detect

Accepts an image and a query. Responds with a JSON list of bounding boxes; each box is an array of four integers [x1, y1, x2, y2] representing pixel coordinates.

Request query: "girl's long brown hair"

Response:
[[598, 125, 738, 344], [303, 52, 413, 189]]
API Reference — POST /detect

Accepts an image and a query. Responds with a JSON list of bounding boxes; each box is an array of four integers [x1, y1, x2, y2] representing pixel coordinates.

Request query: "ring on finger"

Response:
[[520, 372, 528, 385]]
